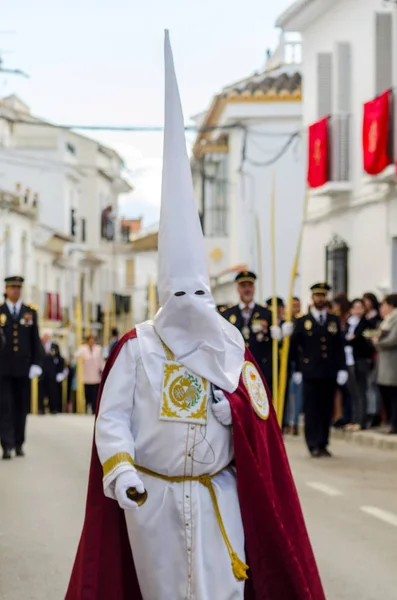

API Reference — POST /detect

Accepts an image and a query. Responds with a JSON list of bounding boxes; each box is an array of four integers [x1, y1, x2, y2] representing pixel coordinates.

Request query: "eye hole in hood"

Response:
[[174, 291, 186, 297]]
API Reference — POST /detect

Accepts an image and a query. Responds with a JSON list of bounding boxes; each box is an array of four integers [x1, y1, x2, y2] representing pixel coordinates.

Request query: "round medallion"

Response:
[[242, 326, 250, 340], [242, 361, 270, 420]]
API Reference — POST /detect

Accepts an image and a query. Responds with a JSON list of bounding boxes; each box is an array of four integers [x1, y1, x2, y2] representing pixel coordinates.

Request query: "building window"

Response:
[[71, 209, 77, 237], [325, 236, 349, 296], [200, 155, 229, 238], [66, 142, 76, 155], [101, 206, 115, 241], [81, 218, 86, 243]]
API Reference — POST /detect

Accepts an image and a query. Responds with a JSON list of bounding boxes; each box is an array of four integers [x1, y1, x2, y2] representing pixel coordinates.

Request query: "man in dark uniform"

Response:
[[221, 271, 281, 387], [290, 283, 347, 457], [0, 276, 43, 459], [39, 329, 66, 414]]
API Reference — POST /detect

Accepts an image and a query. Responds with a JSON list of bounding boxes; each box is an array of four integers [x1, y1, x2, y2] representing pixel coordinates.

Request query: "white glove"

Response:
[[212, 391, 232, 426], [282, 322, 294, 337], [292, 372, 302, 385], [337, 370, 348, 386], [29, 365, 42, 379], [115, 470, 145, 511], [56, 373, 65, 383], [270, 325, 282, 341]]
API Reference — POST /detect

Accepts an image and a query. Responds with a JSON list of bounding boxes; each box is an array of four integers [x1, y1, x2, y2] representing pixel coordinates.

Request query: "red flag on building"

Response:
[[362, 90, 391, 175], [307, 117, 329, 188]]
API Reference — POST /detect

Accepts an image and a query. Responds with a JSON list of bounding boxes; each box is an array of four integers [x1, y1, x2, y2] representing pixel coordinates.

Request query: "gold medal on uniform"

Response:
[[328, 321, 337, 334], [0, 314, 6, 326], [229, 314, 237, 325], [304, 320, 312, 331], [242, 325, 250, 340]]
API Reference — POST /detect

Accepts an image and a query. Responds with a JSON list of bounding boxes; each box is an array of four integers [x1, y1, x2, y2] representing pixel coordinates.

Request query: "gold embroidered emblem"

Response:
[[229, 314, 237, 324], [242, 361, 269, 420], [328, 321, 337, 334], [160, 360, 208, 424], [313, 138, 322, 165], [0, 314, 6, 326], [368, 120, 378, 154], [304, 319, 312, 331]]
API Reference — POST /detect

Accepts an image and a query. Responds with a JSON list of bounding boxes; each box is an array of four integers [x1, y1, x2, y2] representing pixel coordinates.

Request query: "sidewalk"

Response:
[[331, 427, 397, 451]]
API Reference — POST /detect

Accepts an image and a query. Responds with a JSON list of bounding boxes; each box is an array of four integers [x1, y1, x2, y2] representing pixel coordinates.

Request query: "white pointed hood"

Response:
[[153, 31, 245, 393]]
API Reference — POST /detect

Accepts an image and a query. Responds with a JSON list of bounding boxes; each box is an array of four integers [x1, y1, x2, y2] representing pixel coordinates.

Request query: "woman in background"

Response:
[[76, 334, 104, 414], [332, 294, 352, 428], [363, 292, 382, 427], [373, 295, 397, 434]]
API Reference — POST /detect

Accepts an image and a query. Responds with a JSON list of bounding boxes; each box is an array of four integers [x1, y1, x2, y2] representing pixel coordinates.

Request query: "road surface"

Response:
[[0, 415, 396, 599]]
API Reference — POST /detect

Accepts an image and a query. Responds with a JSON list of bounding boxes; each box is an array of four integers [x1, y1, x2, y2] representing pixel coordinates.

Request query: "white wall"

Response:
[[132, 251, 158, 325], [290, 0, 397, 298]]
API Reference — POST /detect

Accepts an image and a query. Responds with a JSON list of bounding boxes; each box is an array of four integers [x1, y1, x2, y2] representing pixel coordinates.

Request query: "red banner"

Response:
[[46, 293, 62, 321], [362, 90, 391, 175], [307, 117, 329, 188]]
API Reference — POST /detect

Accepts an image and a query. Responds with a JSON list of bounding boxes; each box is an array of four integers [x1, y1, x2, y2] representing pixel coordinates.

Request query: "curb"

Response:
[[331, 428, 397, 451]]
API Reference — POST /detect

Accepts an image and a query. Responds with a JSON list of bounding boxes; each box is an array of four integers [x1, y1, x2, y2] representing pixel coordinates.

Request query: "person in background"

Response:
[[39, 329, 66, 414], [103, 327, 120, 360], [363, 292, 382, 427], [332, 294, 352, 428], [0, 276, 42, 459], [363, 293, 380, 327], [76, 334, 104, 414], [287, 297, 303, 435], [344, 299, 375, 431], [290, 283, 347, 457], [265, 297, 285, 326], [373, 294, 397, 434], [221, 271, 282, 388]]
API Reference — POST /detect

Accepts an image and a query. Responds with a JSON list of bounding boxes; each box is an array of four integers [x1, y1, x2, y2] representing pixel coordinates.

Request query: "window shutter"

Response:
[[317, 52, 333, 118], [375, 13, 392, 95], [336, 42, 351, 113], [125, 259, 135, 287]]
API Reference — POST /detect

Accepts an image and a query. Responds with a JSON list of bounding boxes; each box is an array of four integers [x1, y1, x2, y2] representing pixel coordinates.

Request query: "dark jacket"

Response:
[[42, 342, 65, 381], [347, 318, 376, 362], [290, 312, 346, 380], [221, 303, 274, 383], [0, 303, 42, 378]]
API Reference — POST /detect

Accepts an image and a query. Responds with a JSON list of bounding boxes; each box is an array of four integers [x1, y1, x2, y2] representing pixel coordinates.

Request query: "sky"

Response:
[[0, 0, 294, 226]]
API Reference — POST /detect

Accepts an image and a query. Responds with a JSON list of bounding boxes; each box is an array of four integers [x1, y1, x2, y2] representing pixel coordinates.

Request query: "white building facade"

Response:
[[0, 94, 133, 342], [277, 0, 397, 302], [191, 36, 305, 305]]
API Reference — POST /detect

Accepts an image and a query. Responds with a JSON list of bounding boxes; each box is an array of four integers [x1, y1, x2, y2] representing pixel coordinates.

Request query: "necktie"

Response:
[[319, 314, 324, 326], [243, 306, 251, 325], [13, 306, 17, 320]]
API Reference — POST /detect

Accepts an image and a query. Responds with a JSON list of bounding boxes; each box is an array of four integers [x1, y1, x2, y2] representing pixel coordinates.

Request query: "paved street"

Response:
[[0, 416, 396, 600]]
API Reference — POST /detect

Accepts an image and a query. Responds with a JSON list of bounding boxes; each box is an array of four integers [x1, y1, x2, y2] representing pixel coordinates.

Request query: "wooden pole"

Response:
[[30, 378, 39, 415], [75, 294, 85, 414], [148, 279, 157, 319], [270, 172, 279, 412], [277, 190, 310, 427]]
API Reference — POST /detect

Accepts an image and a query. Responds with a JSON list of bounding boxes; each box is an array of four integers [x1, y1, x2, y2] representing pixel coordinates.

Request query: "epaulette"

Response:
[[26, 304, 38, 311]]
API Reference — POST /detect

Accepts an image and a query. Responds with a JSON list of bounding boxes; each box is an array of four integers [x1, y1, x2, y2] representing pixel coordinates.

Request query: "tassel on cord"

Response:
[[231, 552, 249, 581]]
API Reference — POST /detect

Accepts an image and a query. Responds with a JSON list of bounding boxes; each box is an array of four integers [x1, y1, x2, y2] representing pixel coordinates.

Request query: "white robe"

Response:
[[95, 322, 245, 600]]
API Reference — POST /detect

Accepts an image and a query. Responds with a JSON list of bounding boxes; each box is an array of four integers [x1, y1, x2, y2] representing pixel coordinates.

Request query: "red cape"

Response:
[[66, 330, 325, 600]]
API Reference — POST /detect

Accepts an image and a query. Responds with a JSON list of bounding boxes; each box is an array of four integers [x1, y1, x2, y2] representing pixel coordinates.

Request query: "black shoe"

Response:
[[320, 448, 333, 457], [2, 449, 12, 460], [15, 447, 25, 457], [292, 425, 299, 436], [388, 429, 397, 435], [310, 449, 322, 458]]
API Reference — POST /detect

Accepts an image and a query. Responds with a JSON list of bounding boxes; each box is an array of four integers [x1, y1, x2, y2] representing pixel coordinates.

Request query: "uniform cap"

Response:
[[235, 271, 256, 284], [310, 282, 331, 294], [5, 276, 24, 287]]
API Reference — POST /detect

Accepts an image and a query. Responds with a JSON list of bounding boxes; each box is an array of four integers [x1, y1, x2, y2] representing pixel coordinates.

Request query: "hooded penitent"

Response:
[[153, 30, 245, 393]]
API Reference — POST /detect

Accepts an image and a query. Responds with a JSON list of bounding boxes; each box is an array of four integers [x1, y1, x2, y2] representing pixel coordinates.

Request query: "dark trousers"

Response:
[[39, 377, 60, 414], [378, 385, 397, 431], [303, 378, 336, 451], [84, 384, 99, 413], [0, 376, 31, 451], [348, 360, 370, 427]]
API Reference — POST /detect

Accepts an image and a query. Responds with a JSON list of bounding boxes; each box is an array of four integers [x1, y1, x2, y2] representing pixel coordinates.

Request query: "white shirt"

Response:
[[310, 307, 327, 324], [6, 299, 22, 316]]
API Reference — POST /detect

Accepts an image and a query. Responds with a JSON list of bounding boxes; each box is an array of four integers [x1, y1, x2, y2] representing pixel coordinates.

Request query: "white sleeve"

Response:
[[95, 338, 137, 499]]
